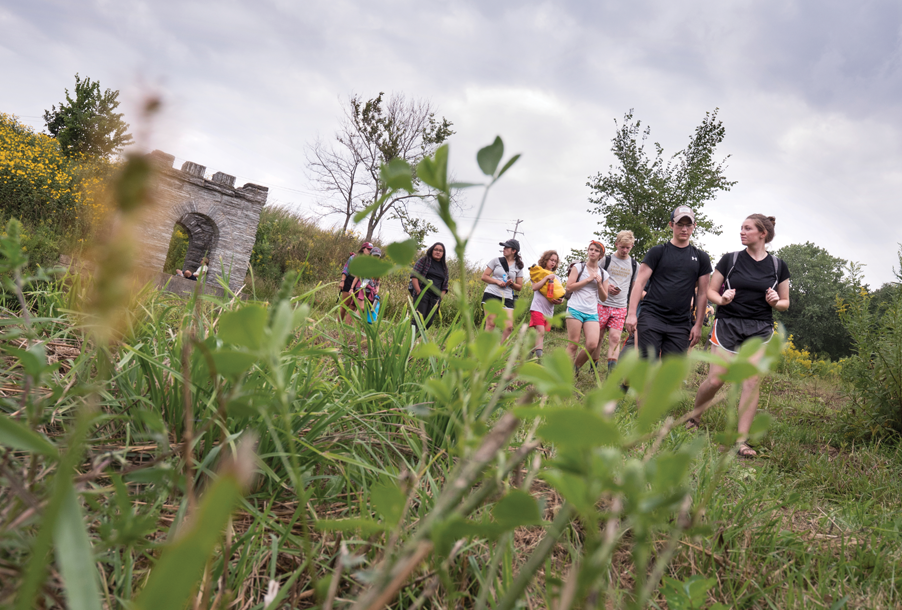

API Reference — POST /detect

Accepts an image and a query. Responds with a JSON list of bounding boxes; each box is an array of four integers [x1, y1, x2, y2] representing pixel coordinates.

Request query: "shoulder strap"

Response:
[[771, 254, 781, 288], [626, 257, 637, 305], [603, 255, 611, 270], [724, 251, 740, 290], [498, 256, 510, 273]]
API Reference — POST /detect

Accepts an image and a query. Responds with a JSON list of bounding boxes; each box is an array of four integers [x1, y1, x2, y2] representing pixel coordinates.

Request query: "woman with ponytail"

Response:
[[481, 239, 525, 341], [689, 214, 791, 458]]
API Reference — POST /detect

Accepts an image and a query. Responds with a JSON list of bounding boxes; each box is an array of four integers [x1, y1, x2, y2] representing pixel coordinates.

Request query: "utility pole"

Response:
[[507, 219, 524, 240]]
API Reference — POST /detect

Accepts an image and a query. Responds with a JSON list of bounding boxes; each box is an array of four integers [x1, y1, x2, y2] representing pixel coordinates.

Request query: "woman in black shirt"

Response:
[[410, 243, 449, 330], [689, 214, 791, 458]]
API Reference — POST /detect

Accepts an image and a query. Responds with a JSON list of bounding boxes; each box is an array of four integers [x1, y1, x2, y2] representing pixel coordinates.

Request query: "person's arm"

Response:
[[411, 278, 421, 294], [596, 272, 609, 302], [532, 274, 552, 292], [481, 266, 503, 287], [706, 270, 735, 306], [624, 263, 653, 334], [689, 274, 710, 348], [766, 279, 790, 312], [512, 272, 524, 292]]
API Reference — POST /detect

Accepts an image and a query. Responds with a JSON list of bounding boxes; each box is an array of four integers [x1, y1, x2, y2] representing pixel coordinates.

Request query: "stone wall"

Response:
[[136, 151, 268, 293]]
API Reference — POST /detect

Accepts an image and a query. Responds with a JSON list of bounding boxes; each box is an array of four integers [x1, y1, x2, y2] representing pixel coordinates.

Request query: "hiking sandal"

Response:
[[737, 442, 757, 459], [685, 417, 700, 431]]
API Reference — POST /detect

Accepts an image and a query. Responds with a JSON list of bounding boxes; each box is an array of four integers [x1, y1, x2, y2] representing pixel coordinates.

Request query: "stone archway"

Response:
[[136, 151, 268, 293]]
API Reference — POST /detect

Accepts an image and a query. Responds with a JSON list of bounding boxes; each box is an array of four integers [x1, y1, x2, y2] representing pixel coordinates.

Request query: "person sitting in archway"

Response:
[[182, 269, 197, 281]]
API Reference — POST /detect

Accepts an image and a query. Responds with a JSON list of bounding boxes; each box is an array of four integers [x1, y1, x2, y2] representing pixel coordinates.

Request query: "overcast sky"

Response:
[[3, 0, 901, 286]]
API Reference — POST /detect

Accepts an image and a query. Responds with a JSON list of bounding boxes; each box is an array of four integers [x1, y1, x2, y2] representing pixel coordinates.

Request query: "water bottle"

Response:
[[501, 272, 508, 285]]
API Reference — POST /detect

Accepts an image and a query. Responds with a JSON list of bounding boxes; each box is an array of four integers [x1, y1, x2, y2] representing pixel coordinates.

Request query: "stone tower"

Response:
[[138, 150, 268, 293]]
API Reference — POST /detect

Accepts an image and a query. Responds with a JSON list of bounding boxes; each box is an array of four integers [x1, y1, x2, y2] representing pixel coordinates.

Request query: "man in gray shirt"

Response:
[[592, 230, 638, 372]]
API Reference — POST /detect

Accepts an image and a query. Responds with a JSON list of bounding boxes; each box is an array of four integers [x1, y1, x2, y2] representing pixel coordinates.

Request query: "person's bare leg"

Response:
[[607, 328, 623, 361], [591, 326, 607, 363], [484, 311, 497, 332], [534, 325, 545, 352], [566, 318, 583, 362], [501, 310, 514, 342], [574, 322, 600, 369], [737, 349, 766, 442], [690, 345, 729, 421]]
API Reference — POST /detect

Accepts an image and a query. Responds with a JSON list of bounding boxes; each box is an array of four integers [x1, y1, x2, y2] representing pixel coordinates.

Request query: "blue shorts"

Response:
[[567, 307, 599, 323]]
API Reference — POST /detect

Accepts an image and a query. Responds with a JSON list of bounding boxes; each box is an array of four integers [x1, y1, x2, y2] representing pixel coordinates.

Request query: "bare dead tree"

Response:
[[305, 92, 454, 241]]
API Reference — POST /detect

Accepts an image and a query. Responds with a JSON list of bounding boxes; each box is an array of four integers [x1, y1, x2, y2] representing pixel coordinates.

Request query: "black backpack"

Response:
[[603, 255, 638, 305], [721, 251, 781, 294]]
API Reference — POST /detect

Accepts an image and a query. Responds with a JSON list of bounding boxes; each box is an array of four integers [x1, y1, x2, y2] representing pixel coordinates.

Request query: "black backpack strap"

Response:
[[626, 257, 637, 306], [498, 256, 509, 273], [724, 251, 740, 290], [771, 254, 781, 288], [603, 255, 611, 270]]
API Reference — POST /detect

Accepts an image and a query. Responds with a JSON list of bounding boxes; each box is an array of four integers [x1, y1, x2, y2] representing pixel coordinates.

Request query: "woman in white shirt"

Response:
[[566, 241, 610, 373], [480, 239, 525, 341]]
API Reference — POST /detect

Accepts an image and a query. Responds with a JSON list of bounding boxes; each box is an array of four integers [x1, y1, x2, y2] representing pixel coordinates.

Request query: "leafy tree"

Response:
[[43, 73, 133, 159], [774, 242, 856, 360], [587, 109, 735, 259], [391, 208, 438, 249], [305, 92, 454, 241]]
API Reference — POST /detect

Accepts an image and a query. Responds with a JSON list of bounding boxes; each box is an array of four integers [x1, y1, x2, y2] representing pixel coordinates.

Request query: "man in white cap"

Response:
[[624, 206, 711, 358]]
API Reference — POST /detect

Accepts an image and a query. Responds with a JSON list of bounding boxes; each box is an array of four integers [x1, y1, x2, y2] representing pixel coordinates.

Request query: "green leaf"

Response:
[[472, 330, 502, 364], [496, 153, 521, 178], [541, 471, 593, 515], [537, 408, 621, 449], [748, 412, 773, 441], [4, 344, 48, 379], [349, 256, 394, 279], [636, 357, 689, 434], [315, 518, 387, 535], [423, 378, 453, 404], [385, 238, 419, 266], [718, 361, 759, 383], [54, 482, 103, 610], [133, 472, 244, 610], [0, 415, 57, 457], [477, 137, 504, 177], [482, 298, 505, 317], [380, 158, 414, 192], [268, 301, 295, 351], [417, 144, 449, 191], [411, 342, 443, 359], [493, 489, 542, 528], [449, 181, 483, 189], [219, 305, 267, 350], [371, 481, 406, 527], [210, 349, 258, 378]]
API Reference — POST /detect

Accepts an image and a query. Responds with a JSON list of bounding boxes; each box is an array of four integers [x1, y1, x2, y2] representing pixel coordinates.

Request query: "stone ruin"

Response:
[[139, 150, 269, 294]]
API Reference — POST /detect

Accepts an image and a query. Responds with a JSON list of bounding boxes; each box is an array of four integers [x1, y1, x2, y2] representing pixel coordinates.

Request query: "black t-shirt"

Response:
[[640, 242, 713, 326], [425, 264, 447, 293], [714, 251, 790, 322]]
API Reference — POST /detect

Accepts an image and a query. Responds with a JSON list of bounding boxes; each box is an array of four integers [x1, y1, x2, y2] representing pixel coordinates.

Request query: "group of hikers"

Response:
[[339, 205, 791, 458]]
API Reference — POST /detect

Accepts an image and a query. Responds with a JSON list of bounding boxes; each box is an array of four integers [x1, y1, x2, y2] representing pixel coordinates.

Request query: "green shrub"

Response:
[[838, 250, 902, 437]]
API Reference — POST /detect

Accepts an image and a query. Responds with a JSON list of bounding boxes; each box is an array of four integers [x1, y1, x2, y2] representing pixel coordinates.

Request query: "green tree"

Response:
[[587, 109, 735, 259], [43, 73, 133, 159], [306, 92, 454, 241], [775, 242, 855, 360]]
